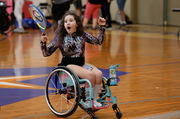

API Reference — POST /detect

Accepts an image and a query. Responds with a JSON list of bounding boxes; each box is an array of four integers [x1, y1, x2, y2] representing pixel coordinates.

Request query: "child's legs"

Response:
[[117, 0, 126, 10], [120, 10, 126, 22], [91, 67, 103, 85], [52, 19, 58, 31], [104, 3, 112, 27], [91, 67, 103, 106], [68, 64, 103, 107], [92, 18, 98, 29], [67, 64, 95, 87], [14, 0, 24, 29], [83, 2, 93, 27], [117, 0, 126, 22], [83, 18, 89, 28], [74, 0, 82, 17]]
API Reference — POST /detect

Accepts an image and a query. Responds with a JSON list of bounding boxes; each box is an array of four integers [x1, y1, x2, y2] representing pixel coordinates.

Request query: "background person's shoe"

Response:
[[13, 28, 28, 33], [91, 27, 97, 30], [106, 27, 112, 31]]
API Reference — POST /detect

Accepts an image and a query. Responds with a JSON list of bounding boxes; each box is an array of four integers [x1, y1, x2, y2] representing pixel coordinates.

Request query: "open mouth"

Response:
[[67, 26, 71, 29]]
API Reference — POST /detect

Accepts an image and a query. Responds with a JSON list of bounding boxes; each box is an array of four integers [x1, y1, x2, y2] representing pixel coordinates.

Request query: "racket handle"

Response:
[[41, 28, 46, 35]]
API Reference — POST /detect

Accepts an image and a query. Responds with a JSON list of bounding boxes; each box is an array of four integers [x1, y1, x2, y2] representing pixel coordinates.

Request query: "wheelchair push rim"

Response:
[[45, 66, 80, 117]]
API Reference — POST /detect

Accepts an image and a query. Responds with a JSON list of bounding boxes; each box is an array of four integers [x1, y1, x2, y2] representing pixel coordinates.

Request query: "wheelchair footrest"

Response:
[[109, 83, 118, 86], [101, 103, 108, 107], [92, 97, 111, 110]]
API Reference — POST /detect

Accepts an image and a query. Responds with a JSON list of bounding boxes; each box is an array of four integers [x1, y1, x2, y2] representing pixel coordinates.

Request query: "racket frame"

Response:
[[28, 4, 47, 35]]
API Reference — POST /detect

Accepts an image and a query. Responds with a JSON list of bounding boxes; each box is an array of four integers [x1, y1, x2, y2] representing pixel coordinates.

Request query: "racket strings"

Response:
[[33, 10, 43, 22], [30, 6, 46, 29]]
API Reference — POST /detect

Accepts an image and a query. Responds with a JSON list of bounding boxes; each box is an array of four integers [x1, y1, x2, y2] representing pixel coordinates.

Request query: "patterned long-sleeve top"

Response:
[[40, 26, 105, 58]]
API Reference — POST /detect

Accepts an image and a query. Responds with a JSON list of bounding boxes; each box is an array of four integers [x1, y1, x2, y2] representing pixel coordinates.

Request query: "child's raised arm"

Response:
[[98, 17, 106, 26], [41, 33, 48, 43]]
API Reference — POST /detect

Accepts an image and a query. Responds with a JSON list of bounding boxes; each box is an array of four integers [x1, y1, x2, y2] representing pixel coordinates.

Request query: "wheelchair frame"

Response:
[[45, 65, 122, 119]]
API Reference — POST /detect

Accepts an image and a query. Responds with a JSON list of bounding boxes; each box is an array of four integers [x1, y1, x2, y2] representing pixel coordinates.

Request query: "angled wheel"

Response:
[[112, 104, 122, 119], [45, 66, 80, 118]]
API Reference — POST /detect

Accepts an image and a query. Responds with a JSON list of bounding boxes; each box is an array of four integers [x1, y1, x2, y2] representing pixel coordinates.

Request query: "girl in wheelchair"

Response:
[[40, 11, 106, 107]]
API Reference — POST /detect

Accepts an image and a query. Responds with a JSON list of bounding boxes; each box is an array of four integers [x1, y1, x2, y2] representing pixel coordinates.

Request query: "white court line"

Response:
[[0, 82, 32, 87], [0, 76, 37, 80]]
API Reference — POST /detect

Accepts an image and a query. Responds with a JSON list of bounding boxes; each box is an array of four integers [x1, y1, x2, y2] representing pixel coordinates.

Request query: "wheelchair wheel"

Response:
[[45, 66, 80, 118]]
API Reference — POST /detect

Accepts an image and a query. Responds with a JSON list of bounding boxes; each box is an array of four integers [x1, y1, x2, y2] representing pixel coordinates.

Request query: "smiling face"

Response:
[[64, 15, 78, 35]]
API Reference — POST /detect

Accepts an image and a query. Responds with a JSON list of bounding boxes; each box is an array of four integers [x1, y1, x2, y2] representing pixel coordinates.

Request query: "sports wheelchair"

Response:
[[45, 64, 122, 119]]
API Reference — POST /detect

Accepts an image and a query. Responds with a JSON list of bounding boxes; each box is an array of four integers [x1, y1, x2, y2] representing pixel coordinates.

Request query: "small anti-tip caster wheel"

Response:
[[116, 111, 122, 119]]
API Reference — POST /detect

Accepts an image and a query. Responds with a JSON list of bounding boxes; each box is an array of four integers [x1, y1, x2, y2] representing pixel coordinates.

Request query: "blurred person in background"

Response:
[[51, 0, 71, 31], [83, 0, 102, 30], [13, 0, 27, 33], [117, 0, 126, 26], [74, 0, 82, 17], [101, 0, 112, 30]]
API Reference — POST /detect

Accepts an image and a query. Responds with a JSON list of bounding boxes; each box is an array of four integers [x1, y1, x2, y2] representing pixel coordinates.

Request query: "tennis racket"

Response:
[[28, 4, 47, 35]]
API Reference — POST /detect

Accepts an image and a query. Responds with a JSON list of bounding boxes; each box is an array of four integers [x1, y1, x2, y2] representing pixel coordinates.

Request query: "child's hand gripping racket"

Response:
[[28, 4, 47, 35]]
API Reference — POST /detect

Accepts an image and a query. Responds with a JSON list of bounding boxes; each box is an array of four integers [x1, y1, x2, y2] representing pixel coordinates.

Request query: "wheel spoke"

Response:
[[61, 94, 74, 105], [45, 67, 80, 117], [48, 92, 56, 100], [50, 77, 57, 89]]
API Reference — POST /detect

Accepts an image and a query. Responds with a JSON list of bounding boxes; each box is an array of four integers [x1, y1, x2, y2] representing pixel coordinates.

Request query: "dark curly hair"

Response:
[[55, 11, 84, 43]]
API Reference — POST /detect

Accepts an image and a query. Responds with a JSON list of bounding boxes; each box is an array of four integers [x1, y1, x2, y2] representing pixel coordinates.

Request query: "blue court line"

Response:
[[0, 34, 8, 42], [0, 88, 45, 106], [13, 95, 180, 119], [0, 67, 129, 106]]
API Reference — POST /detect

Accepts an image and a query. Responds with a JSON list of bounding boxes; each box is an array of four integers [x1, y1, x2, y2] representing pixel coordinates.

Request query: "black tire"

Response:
[[116, 111, 122, 119], [45, 66, 80, 118]]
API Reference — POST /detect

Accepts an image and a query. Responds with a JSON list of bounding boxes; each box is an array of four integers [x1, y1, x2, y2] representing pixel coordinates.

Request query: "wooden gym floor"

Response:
[[0, 24, 180, 119]]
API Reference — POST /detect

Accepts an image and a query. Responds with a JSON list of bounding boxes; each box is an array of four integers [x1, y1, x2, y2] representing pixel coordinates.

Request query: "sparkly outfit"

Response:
[[40, 26, 105, 66]]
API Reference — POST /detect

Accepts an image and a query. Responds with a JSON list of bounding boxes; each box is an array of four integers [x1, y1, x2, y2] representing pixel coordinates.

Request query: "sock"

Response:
[[93, 84, 102, 107]]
